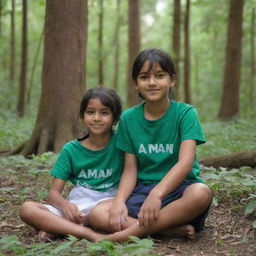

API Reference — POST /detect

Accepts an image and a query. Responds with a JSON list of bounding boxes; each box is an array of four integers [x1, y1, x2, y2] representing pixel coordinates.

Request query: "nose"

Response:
[[148, 75, 156, 86], [93, 112, 101, 121]]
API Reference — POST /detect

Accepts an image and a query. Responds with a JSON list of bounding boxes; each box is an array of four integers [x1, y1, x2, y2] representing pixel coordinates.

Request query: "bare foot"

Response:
[[159, 224, 196, 239], [38, 230, 58, 243]]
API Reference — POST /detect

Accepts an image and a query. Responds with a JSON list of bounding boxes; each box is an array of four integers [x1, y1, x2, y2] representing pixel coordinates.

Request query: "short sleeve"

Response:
[[180, 108, 206, 145], [115, 115, 136, 153], [50, 147, 72, 181]]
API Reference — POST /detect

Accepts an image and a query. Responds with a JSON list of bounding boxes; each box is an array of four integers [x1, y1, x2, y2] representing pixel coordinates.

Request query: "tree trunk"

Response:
[[17, 0, 27, 117], [26, 29, 43, 107], [218, 0, 244, 119], [184, 0, 191, 104], [0, 0, 2, 36], [12, 0, 88, 156], [127, 0, 141, 107], [249, 8, 255, 108], [113, 0, 121, 91], [172, 0, 181, 100], [98, 0, 104, 85], [9, 0, 16, 88], [200, 151, 256, 168]]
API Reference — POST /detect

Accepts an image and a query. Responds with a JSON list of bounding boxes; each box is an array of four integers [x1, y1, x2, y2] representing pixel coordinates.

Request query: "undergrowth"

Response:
[[0, 115, 255, 255]]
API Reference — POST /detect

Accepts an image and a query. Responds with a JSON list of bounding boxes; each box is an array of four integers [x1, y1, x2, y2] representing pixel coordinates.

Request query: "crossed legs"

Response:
[[19, 201, 108, 242], [89, 183, 212, 242]]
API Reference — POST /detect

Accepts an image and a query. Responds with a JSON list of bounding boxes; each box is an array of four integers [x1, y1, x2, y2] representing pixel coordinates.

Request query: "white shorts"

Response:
[[44, 186, 116, 217]]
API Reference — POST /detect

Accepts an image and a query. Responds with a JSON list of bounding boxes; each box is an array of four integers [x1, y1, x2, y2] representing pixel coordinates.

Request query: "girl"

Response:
[[91, 48, 212, 242], [19, 86, 123, 242]]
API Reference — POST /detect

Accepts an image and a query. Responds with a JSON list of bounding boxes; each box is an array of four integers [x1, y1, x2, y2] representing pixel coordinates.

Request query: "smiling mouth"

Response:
[[147, 89, 160, 93]]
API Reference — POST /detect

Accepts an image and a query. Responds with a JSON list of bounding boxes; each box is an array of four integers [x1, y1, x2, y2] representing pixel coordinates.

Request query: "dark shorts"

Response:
[[126, 180, 211, 232]]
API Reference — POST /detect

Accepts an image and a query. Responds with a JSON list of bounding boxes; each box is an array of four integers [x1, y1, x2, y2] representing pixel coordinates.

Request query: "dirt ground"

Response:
[[0, 164, 255, 256]]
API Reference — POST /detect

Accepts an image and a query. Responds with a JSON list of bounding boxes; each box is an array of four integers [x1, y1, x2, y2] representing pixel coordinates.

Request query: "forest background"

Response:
[[0, 0, 255, 255]]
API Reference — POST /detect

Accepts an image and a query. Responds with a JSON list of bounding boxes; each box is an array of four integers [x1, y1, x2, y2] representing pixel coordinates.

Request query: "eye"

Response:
[[156, 73, 165, 78], [102, 110, 111, 116], [139, 74, 148, 80], [85, 110, 94, 115]]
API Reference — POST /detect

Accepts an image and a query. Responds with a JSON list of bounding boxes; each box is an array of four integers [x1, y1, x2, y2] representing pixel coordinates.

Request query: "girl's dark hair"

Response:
[[132, 48, 176, 81], [79, 86, 122, 123]]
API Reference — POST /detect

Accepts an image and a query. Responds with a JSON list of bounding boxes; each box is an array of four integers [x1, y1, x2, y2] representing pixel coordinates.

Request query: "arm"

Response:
[[109, 152, 137, 232], [138, 139, 196, 227], [47, 178, 84, 224]]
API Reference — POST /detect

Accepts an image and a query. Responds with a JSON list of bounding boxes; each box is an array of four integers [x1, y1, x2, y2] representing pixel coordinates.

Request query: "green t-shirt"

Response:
[[116, 101, 205, 183], [51, 133, 124, 192]]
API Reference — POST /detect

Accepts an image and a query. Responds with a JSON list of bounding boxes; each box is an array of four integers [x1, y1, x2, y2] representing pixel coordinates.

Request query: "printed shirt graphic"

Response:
[[116, 101, 206, 183], [51, 133, 124, 192]]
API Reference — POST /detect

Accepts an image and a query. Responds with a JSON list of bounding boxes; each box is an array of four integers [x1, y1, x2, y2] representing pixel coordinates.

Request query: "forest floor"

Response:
[[0, 154, 255, 256]]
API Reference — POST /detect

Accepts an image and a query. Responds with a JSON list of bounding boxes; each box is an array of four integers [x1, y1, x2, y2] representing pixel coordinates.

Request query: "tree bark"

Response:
[[113, 0, 121, 91], [17, 0, 27, 117], [249, 8, 255, 108], [26, 29, 43, 107], [127, 0, 141, 107], [9, 0, 16, 88], [200, 151, 256, 168], [218, 0, 244, 119], [172, 0, 181, 100], [98, 0, 104, 85], [184, 0, 191, 104], [0, 0, 2, 36], [12, 0, 88, 156]]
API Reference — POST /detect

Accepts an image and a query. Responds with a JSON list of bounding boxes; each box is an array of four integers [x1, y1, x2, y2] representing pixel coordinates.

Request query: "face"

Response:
[[83, 98, 114, 136], [136, 61, 175, 103]]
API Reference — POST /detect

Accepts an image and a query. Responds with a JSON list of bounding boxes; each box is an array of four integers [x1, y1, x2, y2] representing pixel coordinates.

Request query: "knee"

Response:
[[19, 201, 37, 221], [188, 183, 212, 207], [87, 202, 111, 231]]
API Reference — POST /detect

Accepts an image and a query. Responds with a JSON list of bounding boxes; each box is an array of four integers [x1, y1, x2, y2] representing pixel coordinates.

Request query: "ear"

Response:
[[170, 75, 176, 88]]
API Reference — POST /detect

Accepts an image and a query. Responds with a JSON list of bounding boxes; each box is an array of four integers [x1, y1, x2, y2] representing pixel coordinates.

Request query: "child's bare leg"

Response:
[[19, 201, 107, 242], [106, 183, 212, 242], [88, 199, 137, 233]]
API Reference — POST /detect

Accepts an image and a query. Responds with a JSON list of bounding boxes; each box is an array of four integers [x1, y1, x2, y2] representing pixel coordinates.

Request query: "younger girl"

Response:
[[19, 86, 123, 242], [92, 48, 212, 242]]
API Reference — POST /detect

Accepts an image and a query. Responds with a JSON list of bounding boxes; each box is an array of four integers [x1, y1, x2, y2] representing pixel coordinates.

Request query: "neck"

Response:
[[144, 99, 170, 120], [83, 132, 111, 150]]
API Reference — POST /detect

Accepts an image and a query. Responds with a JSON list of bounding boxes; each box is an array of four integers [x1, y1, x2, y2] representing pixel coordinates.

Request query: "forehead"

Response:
[[86, 97, 110, 109], [140, 61, 163, 73]]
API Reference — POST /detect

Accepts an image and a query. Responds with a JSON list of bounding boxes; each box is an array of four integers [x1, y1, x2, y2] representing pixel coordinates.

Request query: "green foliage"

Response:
[[197, 119, 256, 158], [0, 235, 160, 256]]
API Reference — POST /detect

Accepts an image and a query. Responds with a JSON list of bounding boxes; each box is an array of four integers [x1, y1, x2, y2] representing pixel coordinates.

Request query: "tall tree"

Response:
[[249, 8, 255, 108], [172, 0, 181, 100], [184, 0, 191, 104], [112, 0, 121, 91], [218, 0, 244, 119], [0, 0, 2, 36], [13, 0, 88, 156], [127, 0, 141, 107], [17, 0, 28, 117], [9, 0, 16, 88], [26, 29, 43, 107], [98, 0, 104, 85]]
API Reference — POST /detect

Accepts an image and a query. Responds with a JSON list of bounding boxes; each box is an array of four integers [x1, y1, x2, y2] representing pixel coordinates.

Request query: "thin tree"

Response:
[[12, 0, 88, 156], [127, 0, 141, 107], [112, 0, 121, 91], [9, 0, 16, 88], [218, 0, 244, 119], [249, 8, 255, 108], [98, 0, 104, 85], [26, 29, 43, 107], [17, 0, 28, 117], [172, 0, 181, 100], [184, 0, 191, 104], [0, 0, 2, 36]]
